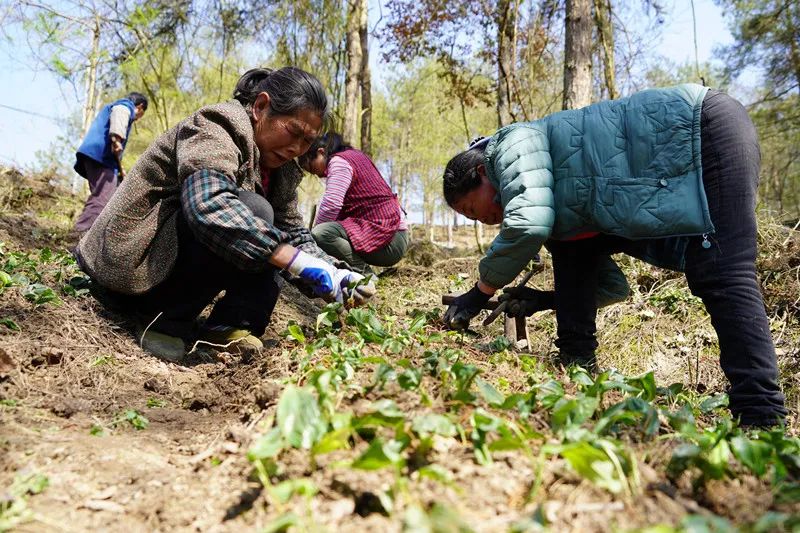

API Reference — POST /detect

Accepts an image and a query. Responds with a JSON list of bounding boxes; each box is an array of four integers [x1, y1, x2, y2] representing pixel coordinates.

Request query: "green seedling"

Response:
[[315, 303, 343, 332], [146, 398, 166, 408], [61, 274, 90, 297], [346, 308, 389, 343], [648, 285, 703, 315], [0, 271, 12, 292], [23, 283, 60, 306], [667, 419, 734, 487], [90, 355, 116, 367], [488, 335, 512, 353], [448, 272, 469, 290], [0, 317, 20, 331], [112, 409, 149, 430], [543, 438, 638, 495], [284, 321, 306, 344]]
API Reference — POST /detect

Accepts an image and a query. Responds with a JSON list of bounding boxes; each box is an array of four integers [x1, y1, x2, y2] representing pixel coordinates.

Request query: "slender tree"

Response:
[[563, 0, 593, 109], [359, 0, 372, 155], [593, 0, 617, 99], [343, 0, 363, 142]]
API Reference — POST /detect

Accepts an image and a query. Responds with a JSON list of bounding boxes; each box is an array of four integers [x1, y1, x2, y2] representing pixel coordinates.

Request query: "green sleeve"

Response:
[[479, 125, 555, 288]]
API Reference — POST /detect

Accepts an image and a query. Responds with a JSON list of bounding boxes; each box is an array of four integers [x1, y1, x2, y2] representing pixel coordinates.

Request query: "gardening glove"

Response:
[[286, 249, 374, 305], [345, 274, 377, 306], [443, 283, 491, 331], [498, 286, 555, 318]]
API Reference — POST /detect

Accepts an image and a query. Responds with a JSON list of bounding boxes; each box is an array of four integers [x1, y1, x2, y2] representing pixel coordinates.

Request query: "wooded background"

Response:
[[2, 0, 798, 231]]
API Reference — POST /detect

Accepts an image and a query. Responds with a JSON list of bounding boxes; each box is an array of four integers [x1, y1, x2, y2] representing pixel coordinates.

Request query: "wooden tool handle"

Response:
[[482, 300, 508, 326]]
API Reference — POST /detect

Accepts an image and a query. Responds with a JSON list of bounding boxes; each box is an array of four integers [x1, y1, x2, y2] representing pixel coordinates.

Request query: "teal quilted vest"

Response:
[[480, 84, 711, 288]]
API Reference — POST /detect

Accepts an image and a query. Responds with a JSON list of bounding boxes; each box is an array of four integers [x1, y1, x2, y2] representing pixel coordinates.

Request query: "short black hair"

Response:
[[298, 132, 352, 167], [442, 144, 487, 206], [126, 92, 148, 110]]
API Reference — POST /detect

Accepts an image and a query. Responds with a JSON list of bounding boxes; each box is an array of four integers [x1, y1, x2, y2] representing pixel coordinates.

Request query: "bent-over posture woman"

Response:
[[441, 84, 787, 426]]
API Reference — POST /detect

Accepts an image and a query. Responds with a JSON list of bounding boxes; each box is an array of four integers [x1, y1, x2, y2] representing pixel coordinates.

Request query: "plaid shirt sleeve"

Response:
[[180, 169, 291, 272]]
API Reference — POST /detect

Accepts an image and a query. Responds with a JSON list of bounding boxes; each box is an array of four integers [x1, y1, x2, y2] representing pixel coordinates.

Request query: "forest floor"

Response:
[[1, 169, 800, 533]]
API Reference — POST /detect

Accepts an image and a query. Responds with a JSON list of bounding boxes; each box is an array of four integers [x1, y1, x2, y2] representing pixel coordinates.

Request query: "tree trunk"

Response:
[[447, 212, 454, 247], [563, 0, 593, 110], [358, 0, 372, 155], [786, 4, 800, 95], [343, 0, 362, 143], [593, 0, 617, 99], [474, 220, 485, 254], [496, 0, 515, 127], [74, 16, 101, 194], [81, 19, 101, 136]]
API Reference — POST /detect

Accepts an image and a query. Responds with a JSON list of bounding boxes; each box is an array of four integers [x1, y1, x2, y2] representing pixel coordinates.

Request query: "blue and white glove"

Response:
[[286, 250, 376, 305]]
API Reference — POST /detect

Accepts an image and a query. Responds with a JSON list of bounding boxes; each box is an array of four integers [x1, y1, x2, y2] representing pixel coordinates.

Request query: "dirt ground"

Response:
[[1, 171, 799, 532]]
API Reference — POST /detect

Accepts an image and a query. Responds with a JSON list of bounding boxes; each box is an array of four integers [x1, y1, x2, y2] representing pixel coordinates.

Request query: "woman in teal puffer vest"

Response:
[[442, 84, 787, 427]]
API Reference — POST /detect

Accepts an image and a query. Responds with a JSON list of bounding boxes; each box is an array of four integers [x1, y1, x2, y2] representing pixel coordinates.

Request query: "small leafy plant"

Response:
[[112, 409, 149, 430]]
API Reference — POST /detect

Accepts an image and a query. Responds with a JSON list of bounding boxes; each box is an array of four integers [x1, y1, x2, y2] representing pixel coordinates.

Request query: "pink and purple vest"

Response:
[[334, 149, 402, 254]]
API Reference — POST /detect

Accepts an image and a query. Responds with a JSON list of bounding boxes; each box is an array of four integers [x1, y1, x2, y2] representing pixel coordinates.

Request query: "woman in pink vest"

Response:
[[299, 133, 408, 274]]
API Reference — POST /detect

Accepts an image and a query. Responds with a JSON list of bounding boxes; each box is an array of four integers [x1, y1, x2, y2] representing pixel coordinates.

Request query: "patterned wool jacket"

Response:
[[76, 99, 325, 295]]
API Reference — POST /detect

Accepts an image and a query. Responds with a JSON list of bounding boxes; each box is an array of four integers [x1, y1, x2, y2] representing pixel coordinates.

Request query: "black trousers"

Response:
[[105, 191, 282, 339], [549, 90, 787, 424]]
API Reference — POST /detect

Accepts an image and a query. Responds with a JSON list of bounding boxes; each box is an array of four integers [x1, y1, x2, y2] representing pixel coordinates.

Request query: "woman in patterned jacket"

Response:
[[75, 67, 375, 362], [299, 133, 408, 274]]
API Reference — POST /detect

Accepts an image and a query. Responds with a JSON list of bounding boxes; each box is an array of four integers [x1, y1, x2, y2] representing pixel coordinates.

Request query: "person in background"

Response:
[[441, 84, 787, 427], [74, 67, 375, 362], [299, 133, 408, 274], [73, 92, 148, 233]]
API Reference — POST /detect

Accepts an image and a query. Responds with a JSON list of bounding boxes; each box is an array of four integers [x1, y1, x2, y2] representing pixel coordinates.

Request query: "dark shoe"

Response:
[[139, 329, 187, 363], [378, 267, 398, 277]]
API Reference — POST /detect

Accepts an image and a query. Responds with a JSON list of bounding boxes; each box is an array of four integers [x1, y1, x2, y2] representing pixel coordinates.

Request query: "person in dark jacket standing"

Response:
[[73, 92, 148, 233], [299, 133, 408, 274], [441, 84, 787, 427], [75, 68, 375, 362]]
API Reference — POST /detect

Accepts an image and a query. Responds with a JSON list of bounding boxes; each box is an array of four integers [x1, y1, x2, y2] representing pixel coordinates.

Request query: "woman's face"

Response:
[[301, 148, 328, 177], [451, 166, 504, 225], [252, 92, 323, 169]]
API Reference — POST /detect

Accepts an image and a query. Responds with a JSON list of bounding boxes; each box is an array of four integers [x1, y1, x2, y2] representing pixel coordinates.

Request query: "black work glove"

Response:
[[443, 283, 492, 330], [497, 286, 555, 318]]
